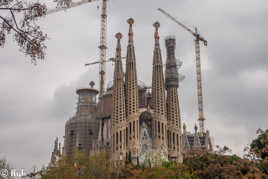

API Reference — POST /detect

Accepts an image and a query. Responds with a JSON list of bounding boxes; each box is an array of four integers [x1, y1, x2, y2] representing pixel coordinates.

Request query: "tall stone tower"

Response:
[[111, 33, 127, 164], [125, 18, 140, 160], [63, 84, 99, 157], [165, 36, 183, 162], [151, 22, 168, 154]]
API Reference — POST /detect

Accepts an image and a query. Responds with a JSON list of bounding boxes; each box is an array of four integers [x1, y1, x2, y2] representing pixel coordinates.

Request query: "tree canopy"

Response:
[[26, 129, 268, 179], [0, 0, 48, 63]]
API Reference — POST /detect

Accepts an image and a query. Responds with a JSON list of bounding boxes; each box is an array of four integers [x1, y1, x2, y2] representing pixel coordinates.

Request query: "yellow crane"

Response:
[[158, 8, 207, 135]]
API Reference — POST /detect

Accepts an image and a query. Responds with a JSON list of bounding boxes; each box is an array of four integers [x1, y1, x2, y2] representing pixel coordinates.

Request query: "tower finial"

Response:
[[153, 21, 160, 41], [89, 81, 95, 88], [127, 18, 134, 43], [125, 17, 139, 117], [128, 18, 134, 25], [115, 32, 122, 40], [115, 32, 122, 52]]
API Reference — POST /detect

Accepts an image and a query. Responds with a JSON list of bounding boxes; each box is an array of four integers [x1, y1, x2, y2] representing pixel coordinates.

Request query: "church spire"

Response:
[[112, 32, 126, 126], [111, 33, 128, 161], [165, 36, 181, 128], [128, 18, 134, 44], [154, 21, 160, 45], [152, 22, 166, 116], [165, 36, 183, 162], [125, 18, 139, 117], [151, 22, 167, 154]]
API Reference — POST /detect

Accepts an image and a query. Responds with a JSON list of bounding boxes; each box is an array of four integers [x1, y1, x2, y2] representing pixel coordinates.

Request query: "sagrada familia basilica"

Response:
[[49, 18, 213, 167]]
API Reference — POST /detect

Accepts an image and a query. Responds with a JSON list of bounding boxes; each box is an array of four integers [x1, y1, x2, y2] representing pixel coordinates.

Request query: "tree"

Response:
[[38, 150, 111, 179], [26, 129, 268, 178], [0, 0, 47, 63], [183, 150, 267, 178], [250, 129, 268, 160], [244, 128, 268, 175], [215, 145, 232, 155]]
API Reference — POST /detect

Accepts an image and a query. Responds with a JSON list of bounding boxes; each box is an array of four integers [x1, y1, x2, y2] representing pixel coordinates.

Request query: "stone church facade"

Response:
[[53, 18, 213, 167]]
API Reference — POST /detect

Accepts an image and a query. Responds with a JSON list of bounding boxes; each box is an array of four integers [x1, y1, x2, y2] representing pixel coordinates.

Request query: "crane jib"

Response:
[[158, 7, 208, 134], [46, 0, 99, 15]]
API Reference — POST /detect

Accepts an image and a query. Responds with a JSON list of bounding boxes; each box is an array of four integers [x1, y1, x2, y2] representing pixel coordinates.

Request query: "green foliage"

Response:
[[161, 160, 178, 169], [41, 150, 110, 179], [258, 159, 268, 174], [35, 151, 268, 179], [36, 150, 197, 179], [117, 163, 198, 179], [250, 129, 268, 160], [29, 129, 268, 179], [143, 149, 167, 168], [183, 150, 268, 179]]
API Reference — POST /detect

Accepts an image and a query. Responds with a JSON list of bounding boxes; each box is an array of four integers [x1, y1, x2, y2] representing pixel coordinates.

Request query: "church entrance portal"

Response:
[[139, 111, 153, 155]]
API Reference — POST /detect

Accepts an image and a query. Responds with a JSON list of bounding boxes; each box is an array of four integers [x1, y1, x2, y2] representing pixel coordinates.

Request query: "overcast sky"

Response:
[[0, 0, 267, 171]]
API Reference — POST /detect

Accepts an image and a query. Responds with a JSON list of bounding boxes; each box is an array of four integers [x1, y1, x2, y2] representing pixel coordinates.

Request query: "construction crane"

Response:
[[47, 0, 99, 15], [96, 0, 108, 100], [45, 0, 108, 101], [85, 57, 126, 66], [158, 8, 207, 135]]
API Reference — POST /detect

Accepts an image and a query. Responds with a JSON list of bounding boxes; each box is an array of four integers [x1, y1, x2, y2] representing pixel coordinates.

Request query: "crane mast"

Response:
[[158, 8, 207, 134], [194, 28, 205, 134], [40, 0, 109, 146], [46, 0, 108, 100], [98, 0, 107, 99]]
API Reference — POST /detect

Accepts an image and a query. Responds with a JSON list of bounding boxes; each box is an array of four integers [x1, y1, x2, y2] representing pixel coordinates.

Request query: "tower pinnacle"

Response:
[[127, 18, 134, 44], [165, 36, 183, 162], [153, 22, 160, 42], [111, 32, 127, 161], [125, 18, 140, 160], [152, 22, 166, 115], [112, 32, 125, 125], [125, 18, 139, 117], [151, 22, 167, 153], [115, 32, 123, 40], [115, 32, 122, 62]]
